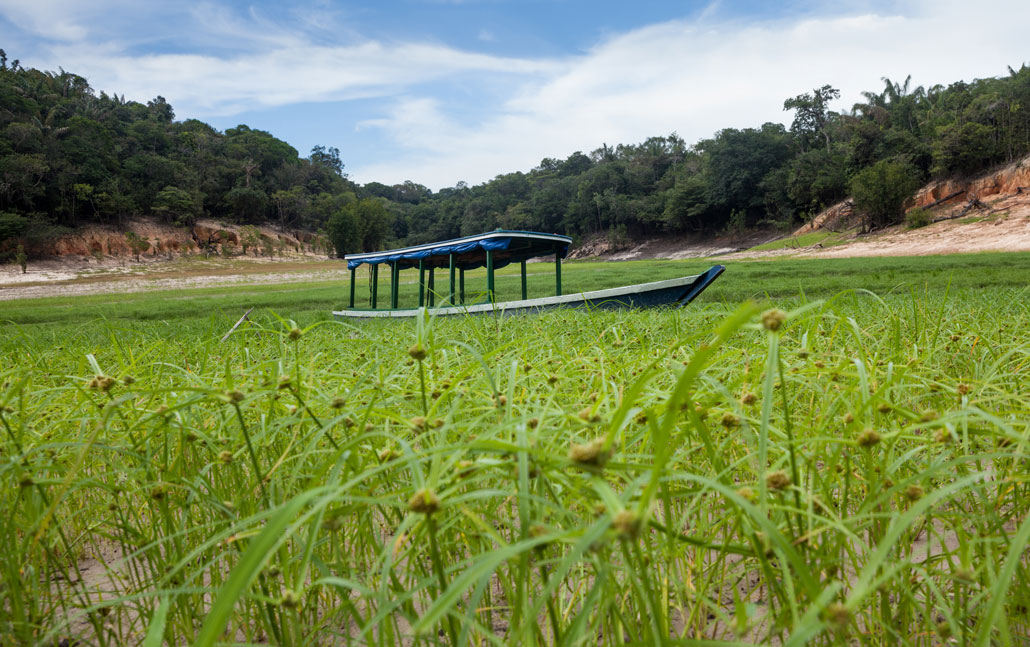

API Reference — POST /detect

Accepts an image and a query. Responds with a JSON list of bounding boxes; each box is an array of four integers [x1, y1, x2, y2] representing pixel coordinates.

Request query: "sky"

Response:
[[1, 0, 1028, 190]]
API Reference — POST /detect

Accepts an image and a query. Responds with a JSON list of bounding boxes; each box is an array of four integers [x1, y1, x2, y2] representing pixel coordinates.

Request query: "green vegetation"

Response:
[[744, 231, 846, 252], [3, 253, 1030, 645], [849, 159, 922, 230], [906, 208, 932, 229], [3, 47, 1030, 258]]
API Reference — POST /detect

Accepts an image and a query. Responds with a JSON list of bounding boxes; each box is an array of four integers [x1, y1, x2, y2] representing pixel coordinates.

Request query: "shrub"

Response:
[[850, 159, 922, 230], [905, 207, 931, 229]]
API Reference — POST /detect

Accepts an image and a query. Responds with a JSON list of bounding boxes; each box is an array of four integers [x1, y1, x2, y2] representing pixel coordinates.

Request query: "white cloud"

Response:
[[0, 0, 117, 41], [352, 0, 1030, 188], [39, 40, 560, 116]]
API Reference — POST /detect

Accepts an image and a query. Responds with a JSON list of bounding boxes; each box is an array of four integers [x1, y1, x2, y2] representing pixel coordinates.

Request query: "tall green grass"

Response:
[[2, 253, 1030, 645]]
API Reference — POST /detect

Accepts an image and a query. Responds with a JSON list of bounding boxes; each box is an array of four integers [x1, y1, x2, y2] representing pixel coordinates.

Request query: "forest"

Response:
[[1, 47, 1029, 258]]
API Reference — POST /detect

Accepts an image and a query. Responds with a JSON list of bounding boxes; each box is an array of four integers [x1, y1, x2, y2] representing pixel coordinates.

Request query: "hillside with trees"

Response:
[[1, 47, 1029, 260]]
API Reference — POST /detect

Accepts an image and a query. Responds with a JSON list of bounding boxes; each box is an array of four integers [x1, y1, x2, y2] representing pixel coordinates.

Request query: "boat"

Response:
[[332, 230, 724, 319]]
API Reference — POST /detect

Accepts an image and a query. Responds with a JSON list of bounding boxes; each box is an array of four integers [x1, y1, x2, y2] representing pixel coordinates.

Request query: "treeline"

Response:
[[0, 49, 369, 256], [384, 67, 1030, 246], [2, 46, 1029, 259]]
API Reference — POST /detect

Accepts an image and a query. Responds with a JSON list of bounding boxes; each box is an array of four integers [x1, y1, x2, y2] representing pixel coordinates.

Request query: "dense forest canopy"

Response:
[[1, 48, 1029, 258]]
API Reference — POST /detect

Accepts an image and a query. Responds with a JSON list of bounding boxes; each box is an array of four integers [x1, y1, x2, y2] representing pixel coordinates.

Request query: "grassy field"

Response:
[[744, 231, 848, 252], [2, 252, 1030, 646]]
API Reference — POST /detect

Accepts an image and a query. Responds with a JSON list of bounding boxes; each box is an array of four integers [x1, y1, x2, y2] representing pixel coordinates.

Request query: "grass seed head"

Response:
[[408, 344, 427, 361], [287, 327, 303, 341], [578, 408, 601, 423], [527, 417, 539, 429], [122, 375, 135, 385], [934, 428, 952, 443], [569, 438, 611, 468], [330, 397, 346, 409], [761, 309, 787, 332], [735, 486, 756, 502], [613, 509, 641, 540], [377, 448, 398, 462], [856, 428, 881, 448], [957, 383, 970, 395], [936, 620, 952, 640], [409, 416, 426, 431], [218, 450, 233, 464], [280, 589, 302, 609], [842, 412, 854, 424], [277, 376, 291, 390], [904, 484, 925, 501], [824, 603, 851, 630], [765, 470, 791, 491], [740, 392, 757, 406], [89, 375, 117, 392], [407, 488, 440, 515], [18, 473, 34, 488], [720, 412, 739, 429], [547, 374, 559, 385]]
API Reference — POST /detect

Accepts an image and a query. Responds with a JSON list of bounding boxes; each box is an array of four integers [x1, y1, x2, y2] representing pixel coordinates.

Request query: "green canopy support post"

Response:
[[459, 269, 465, 304], [371, 263, 379, 308], [554, 243, 562, 296], [391, 261, 399, 309], [428, 266, 435, 307], [418, 260, 425, 307], [448, 254, 456, 305], [486, 250, 495, 302], [349, 268, 355, 308], [520, 260, 527, 300]]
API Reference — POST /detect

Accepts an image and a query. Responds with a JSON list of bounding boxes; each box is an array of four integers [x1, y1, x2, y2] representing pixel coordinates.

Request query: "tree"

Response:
[[225, 186, 267, 223], [849, 159, 922, 230], [271, 186, 305, 231], [309, 145, 345, 177], [239, 225, 262, 255], [0, 212, 28, 242], [153, 186, 200, 227], [931, 121, 998, 177], [15, 244, 27, 273], [326, 207, 358, 258], [784, 85, 840, 151]]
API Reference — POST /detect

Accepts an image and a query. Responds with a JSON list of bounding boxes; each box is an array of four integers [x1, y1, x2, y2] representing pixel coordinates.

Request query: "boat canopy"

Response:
[[344, 230, 572, 271]]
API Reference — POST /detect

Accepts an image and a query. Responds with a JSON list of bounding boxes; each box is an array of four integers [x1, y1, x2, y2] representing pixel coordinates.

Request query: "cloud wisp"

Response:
[[355, 0, 1030, 187]]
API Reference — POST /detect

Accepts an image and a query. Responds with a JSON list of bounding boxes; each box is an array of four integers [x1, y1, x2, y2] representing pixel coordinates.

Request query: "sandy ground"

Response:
[[0, 255, 352, 301], [727, 194, 1030, 261]]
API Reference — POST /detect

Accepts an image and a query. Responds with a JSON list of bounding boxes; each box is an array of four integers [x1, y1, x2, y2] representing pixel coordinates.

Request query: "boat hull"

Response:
[[332, 266, 724, 319]]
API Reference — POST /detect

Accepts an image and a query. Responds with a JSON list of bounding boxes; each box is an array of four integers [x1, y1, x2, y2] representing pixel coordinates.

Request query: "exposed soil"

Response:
[[727, 192, 1030, 261]]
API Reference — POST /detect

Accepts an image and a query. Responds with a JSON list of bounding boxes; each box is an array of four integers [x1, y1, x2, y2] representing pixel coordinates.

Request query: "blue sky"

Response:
[[1, 0, 1028, 189]]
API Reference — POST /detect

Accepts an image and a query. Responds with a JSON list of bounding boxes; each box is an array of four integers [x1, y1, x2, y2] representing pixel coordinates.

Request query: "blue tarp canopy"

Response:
[[345, 230, 572, 271]]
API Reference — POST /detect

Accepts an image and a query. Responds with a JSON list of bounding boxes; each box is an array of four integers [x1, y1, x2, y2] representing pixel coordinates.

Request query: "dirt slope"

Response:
[[729, 156, 1030, 260]]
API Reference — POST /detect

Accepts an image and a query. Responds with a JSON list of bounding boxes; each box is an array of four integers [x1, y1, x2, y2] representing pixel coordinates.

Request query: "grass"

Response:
[[2, 252, 1030, 645], [744, 231, 847, 252]]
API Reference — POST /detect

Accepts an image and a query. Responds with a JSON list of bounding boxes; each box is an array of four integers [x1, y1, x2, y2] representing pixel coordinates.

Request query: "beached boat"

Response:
[[332, 230, 724, 319]]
